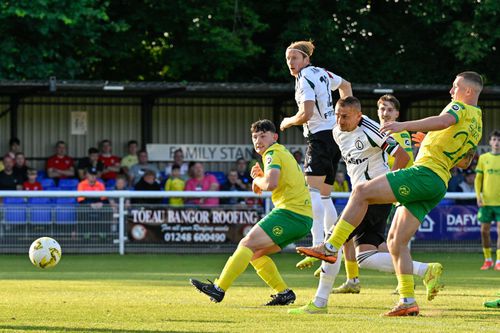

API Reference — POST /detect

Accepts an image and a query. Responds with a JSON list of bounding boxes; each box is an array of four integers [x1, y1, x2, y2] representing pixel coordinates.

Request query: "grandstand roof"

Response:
[[1, 80, 499, 100]]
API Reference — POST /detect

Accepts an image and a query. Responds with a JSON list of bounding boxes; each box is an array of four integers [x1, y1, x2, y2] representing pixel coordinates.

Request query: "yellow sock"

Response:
[[397, 274, 415, 299], [496, 249, 500, 262], [327, 219, 355, 249], [483, 248, 492, 261], [251, 256, 288, 293], [215, 246, 253, 291], [345, 260, 359, 280]]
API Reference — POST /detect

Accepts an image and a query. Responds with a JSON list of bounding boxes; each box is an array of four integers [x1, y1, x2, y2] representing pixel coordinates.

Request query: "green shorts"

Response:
[[478, 206, 500, 223], [386, 166, 447, 222], [258, 208, 312, 249]]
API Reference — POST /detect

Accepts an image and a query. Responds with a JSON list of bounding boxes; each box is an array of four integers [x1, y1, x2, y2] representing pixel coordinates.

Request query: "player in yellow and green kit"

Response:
[[191, 119, 312, 305], [297, 71, 483, 316], [332, 94, 415, 294], [475, 130, 500, 271]]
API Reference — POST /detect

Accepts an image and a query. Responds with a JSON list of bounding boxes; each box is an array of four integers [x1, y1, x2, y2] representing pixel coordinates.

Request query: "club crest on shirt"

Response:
[[355, 139, 364, 150], [266, 155, 272, 165], [451, 104, 460, 111]]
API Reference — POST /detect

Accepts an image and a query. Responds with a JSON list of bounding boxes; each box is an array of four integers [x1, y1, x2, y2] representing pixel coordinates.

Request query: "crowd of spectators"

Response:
[[0, 138, 478, 207]]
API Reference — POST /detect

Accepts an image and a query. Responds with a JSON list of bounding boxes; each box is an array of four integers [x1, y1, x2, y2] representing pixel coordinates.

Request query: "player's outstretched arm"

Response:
[[391, 146, 410, 171], [381, 113, 456, 135], [280, 101, 314, 131], [338, 79, 352, 98]]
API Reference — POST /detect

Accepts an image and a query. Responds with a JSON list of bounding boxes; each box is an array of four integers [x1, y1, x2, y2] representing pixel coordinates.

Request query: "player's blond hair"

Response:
[[287, 40, 315, 58]]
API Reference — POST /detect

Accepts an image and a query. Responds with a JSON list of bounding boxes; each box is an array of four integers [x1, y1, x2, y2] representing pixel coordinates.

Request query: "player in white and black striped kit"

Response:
[[280, 40, 352, 270], [290, 97, 435, 315]]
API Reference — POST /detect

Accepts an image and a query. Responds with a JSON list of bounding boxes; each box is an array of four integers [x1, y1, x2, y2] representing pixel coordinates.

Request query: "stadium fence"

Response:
[[0, 190, 484, 255]]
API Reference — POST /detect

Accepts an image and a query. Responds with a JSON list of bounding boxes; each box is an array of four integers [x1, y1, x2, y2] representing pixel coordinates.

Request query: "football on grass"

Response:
[[29, 237, 62, 269]]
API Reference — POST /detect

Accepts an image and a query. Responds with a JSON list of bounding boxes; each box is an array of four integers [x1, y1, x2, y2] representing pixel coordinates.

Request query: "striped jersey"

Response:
[[295, 65, 343, 136], [333, 115, 399, 186]]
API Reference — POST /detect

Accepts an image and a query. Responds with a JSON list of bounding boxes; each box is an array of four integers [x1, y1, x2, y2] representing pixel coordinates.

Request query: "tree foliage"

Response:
[[0, 0, 498, 84]]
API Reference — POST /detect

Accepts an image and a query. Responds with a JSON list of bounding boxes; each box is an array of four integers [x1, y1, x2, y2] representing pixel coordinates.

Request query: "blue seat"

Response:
[[4, 197, 27, 224], [439, 198, 454, 206], [207, 171, 227, 186], [37, 170, 47, 179], [28, 197, 52, 205], [46, 186, 61, 191], [40, 178, 55, 188], [59, 178, 79, 189], [28, 198, 53, 224], [55, 197, 77, 224], [106, 179, 116, 188]]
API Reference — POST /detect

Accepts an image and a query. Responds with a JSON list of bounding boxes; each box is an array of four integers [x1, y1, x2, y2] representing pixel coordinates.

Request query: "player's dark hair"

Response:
[[336, 96, 361, 111], [377, 94, 400, 111], [251, 119, 276, 133], [457, 71, 483, 91], [490, 129, 500, 139]]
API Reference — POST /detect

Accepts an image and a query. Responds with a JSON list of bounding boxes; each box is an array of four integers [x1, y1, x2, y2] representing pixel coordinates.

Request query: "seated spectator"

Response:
[[6, 137, 21, 160], [98, 139, 121, 181], [133, 169, 162, 204], [77, 147, 104, 180], [77, 167, 107, 206], [220, 169, 247, 205], [456, 169, 476, 205], [293, 150, 305, 171], [120, 140, 139, 175], [333, 171, 350, 192], [23, 168, 43, 191], [13, 152, 29, 184], [47, 141, 75, 183], [235, 158, 251, 189], [185, 162, 219, 206], [129, 149, 160, 185], [109, 174, 131, 212], [448, 167, 463, 192], [0, 156, 21, 190], [165, 148, 189, 179], [164, 164, 185, 207]]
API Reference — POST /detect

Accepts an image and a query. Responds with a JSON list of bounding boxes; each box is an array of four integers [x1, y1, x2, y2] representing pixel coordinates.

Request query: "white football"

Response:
[[29, 237, 62, 269]]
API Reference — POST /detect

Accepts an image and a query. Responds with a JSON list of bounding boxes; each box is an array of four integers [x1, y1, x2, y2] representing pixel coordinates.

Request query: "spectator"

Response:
[[448, 167, 463, 192], [98, 139, 121, 181], [133, 169, 162, 205], [46, 141, 75, 182], [6, 137, 21, 160], [235, 158, 251, 188], [184, 162, 219, 206], [333, 171, 350, 192], [13, 152, 29, 184], [293, 150, 305, 171], [23, 168, 43, 191], [77, 147, 104, 180], [220, 169, 247, 205], [164, 164, 185, 207], [109, 174, 131, 212], [129, 149, 160, 185], [120, 140, 139, 175], [77, 167, 106, 205], [165, 148, 189, 179], [456, 169, 476, 205], [0, 156, 21, 190]]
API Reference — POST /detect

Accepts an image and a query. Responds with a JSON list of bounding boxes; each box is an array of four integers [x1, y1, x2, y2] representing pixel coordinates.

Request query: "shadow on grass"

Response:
[[0, 325, 202, 333]]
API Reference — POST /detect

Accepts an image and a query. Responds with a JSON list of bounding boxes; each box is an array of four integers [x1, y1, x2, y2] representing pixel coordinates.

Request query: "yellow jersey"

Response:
[[475, 152, 500, 206], [263, 143, 312, 218], [415, 101, 482, 185], [388, 131, 414, 169], [165, 177, 185, 206]]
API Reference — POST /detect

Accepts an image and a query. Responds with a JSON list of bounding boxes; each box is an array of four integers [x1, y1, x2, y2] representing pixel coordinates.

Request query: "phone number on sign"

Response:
[[163, 232, 227, 243]]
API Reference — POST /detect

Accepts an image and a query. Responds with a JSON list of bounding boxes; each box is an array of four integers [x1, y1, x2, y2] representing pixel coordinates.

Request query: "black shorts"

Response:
[[304, 130, 341, 185], [347, 204, 392, 247]]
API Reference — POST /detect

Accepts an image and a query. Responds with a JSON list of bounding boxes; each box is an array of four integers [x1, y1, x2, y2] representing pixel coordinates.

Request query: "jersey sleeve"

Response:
[[263, 150, 282, 172], [326, 70, 342, 91], [444, 101, 465, 124], [361, 117, 400, 156], [296, 72, 316, 103], [475, 154, 484, 174]]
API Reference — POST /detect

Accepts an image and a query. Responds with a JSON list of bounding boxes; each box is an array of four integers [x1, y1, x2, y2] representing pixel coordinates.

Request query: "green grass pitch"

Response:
[[0, 252, 498, 333]]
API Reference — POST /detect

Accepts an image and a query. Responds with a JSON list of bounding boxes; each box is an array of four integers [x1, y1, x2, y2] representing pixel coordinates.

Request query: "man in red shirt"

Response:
[[98, 140, 121, 181], [46, 141, 75, 182]]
